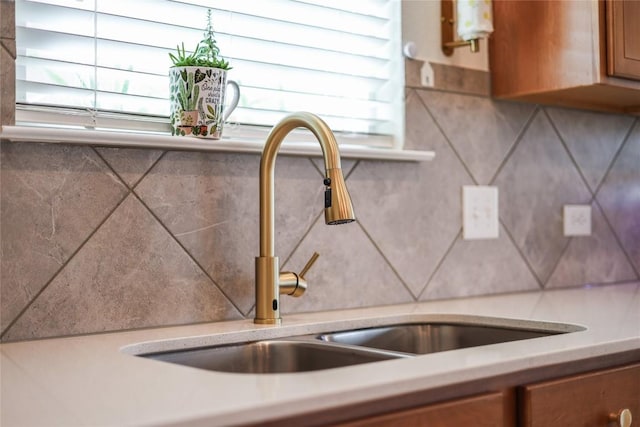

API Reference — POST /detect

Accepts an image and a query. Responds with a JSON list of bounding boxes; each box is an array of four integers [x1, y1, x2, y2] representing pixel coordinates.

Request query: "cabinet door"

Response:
[[335, 391, 512, 427], [520, 363, 640, 427], [607, 0, 640, 79]]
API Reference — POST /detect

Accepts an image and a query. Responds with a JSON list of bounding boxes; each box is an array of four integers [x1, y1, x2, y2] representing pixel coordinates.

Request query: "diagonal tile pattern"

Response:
[[346, 88, 474, 297], [2, 87, 639, 341], [494, 111, 593, 284], [546, 107, 634, 192], [133, 151, 259, 315], [596, 122, 640, 274], [419, 91, 534, 184], [282, 219, 413, 314], [96, 147, 164, 188], [546, 202, 637, 288], [3, 195, 242, 341], [422, 225, 540, 299], [134, 151, 327, 315], [0, 142, 128, 334]]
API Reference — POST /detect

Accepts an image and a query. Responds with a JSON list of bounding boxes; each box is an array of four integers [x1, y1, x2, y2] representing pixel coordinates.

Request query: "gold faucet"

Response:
[[254, 112, 356, 325]]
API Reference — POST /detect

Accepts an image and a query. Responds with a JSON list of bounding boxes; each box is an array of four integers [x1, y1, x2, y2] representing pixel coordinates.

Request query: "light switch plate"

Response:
[[563, 204, 591, 236], [462, 186, 499, 240]]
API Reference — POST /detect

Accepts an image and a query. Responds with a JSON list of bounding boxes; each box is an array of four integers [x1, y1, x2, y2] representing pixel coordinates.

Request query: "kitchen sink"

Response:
[[135, 318, 584, 374], [317, 323, 563, 355], [142, 340, 405, 374]]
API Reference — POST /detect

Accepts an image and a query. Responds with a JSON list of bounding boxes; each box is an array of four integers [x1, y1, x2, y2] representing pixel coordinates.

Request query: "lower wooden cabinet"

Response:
[[335, 391, 514, 427], [270, 361, 640, 427], [520, 363, 640, 427]]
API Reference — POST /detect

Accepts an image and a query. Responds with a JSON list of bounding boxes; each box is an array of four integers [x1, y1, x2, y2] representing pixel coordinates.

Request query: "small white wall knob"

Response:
[[403, 42, 417, 59]]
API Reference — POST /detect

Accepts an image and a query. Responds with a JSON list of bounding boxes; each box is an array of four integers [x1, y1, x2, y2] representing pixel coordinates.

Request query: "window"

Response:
[[15, 0, 404, 148]]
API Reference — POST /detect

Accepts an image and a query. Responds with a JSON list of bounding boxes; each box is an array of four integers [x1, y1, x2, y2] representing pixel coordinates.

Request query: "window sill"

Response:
[[0, 126, 435, 162]]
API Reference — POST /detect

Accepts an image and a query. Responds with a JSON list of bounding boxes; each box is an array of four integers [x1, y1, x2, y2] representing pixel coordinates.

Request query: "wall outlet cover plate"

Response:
[[462, 185, 499, 240], [563, 204, 592, 236]]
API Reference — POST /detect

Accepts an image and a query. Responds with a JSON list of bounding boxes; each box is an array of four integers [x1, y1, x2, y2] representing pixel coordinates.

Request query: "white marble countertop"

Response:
[[2, 283, 639, 427]]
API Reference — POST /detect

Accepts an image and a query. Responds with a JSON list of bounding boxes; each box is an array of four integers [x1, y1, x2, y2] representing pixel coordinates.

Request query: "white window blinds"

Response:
[[15, 0, 403, 148]]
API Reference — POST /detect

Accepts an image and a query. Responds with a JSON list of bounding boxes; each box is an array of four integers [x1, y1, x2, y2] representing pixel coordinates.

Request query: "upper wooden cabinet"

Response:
[[607, 0, 640, 79], [489, 0, 640, 114]]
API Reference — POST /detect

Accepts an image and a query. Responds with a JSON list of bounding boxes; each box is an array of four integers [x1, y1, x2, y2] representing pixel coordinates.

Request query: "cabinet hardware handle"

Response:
[[609, 409, 632, 427]]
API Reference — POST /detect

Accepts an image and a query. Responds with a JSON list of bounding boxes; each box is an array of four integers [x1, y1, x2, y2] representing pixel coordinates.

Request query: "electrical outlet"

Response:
[[462, 186, 499, 240], [563, 205, 591, 236]]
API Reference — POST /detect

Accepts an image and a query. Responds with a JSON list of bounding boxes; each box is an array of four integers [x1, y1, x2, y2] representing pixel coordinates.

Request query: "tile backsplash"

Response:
[[2, 38, 639, 341], [2, 88, 638, 342]]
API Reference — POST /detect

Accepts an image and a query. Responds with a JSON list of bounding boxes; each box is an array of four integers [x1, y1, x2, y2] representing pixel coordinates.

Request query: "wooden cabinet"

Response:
[[335, 391, 514, 427], [489, 0, 640, 114], [520, 363, 640, 427], [328, 363, 639, 427], [607, 0, 640, 79], [271, 361, 640, 426]]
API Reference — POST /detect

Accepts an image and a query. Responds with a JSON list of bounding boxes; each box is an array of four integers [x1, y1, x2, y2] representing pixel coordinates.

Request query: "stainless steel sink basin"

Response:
[[318, 323, 563, 355], [142, 340, 404, 374], [133, 317, 583, 374]]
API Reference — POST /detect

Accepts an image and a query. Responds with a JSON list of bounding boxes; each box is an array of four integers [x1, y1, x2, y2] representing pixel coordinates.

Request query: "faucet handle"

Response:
[[279, 252, 319, 298], [299, 252, 320, 279]]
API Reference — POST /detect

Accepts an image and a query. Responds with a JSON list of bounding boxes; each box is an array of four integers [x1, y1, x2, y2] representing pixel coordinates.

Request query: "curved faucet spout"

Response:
[[255, 112, 356, 324]]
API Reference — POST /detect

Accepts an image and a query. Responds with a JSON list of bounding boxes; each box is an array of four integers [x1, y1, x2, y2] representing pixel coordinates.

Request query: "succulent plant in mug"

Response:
[[169, 9, 238, 139], [169, 9, 232, 70]]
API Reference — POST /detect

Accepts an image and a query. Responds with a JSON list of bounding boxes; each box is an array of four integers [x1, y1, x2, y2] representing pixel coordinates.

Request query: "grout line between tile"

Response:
[[356, 221, 418, 301], [592, 119, 637, 197], [498, 218, 545, 290], [543, 107, 596, 198], [594, 196, 640, 280], [416, 228, 463, 301], [538, 107, 600, 287], [487, 105, 539, 185], [542, 235, 574, 290], [414, 88, 477, 185], [280, 210, 324, 269], [130, 190, 245, 319], [0, 184, 132, 340], [130, 151, 168, 190], [591, 119, 640, 278], [93, 147, 168, 191], [484, 107, 543, 288]]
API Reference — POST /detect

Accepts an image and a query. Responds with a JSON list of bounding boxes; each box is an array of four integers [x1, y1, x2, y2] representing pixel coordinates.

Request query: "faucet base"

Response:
[[254, 256, 281, 325], [254, 317, 282, 325]]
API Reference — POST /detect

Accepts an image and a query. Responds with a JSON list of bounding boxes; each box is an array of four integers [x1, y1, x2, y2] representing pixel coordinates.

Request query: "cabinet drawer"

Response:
[[520, 363, 640, 427], [336, 391, 510, 427]]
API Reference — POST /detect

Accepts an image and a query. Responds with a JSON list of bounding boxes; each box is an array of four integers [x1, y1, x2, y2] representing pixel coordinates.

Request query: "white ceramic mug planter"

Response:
[[169, 66, 240, 139]]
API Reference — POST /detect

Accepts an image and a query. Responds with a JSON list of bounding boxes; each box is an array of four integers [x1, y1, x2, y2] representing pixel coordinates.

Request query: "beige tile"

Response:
[[597, 122, 640, 273], [282, 219, 413, 314], [1, 40, 15, 125], [1, 142, 129, 335], [420, 90, 535, 184], [349, 93, 473, 297], [96, 147, 164, 188], [135, 151, 325, 315], [1, 38, 15, 58], [404, 58, 423, 88], [547, 107, 634, 192], [422, 224, 540, 300], [494, 111, 592, 284], [1, 1, 15, 40], [546, 202, 637, 288], [429, 62, 491, 97], [404, 88, 449, 151], [3, 195, 242, 341]]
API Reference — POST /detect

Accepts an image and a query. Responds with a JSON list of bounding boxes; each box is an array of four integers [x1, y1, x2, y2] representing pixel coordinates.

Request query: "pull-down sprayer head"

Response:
[[323, 168, 355, 225]]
